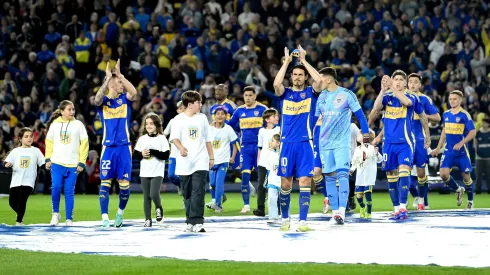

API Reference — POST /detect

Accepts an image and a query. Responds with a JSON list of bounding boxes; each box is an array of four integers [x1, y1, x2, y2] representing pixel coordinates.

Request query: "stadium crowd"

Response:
[[0, 0, 489, 193]]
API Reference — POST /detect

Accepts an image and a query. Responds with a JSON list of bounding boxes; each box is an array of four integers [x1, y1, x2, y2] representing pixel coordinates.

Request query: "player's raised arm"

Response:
[[368, 75, 390, 125], [114, 59, 138, 101], [297, 45, 322, 93], [94, 63, 112, 106], [273, 47, 290, 97]]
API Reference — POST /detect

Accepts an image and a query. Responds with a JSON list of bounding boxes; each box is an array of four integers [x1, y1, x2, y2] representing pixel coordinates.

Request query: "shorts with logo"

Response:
[[278, 141, 314, 178], [382, 142, 413, 171], [100, 145, 132, 181], [320, 146, 351, 174], [240, 144, 258, 173], [440, 151, 472, 173], [413, 141, 429, 168]]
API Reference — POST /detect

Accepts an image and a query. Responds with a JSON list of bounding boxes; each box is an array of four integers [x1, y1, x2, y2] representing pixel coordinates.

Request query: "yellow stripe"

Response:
[[399, 169, 410, 177], [364, 185, 373, 193], [464, 179, 473, 185], [404, 121, 413, 153], [300, 187, 311, 191], [242, 169, 251, 174]]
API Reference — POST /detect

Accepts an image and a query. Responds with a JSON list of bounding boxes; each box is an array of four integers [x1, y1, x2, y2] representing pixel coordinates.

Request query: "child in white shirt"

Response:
[[350, 132, 382, 219], [4, 127, 45, 225], [170, 91, 214, 233], [265, 134, 281, 223]]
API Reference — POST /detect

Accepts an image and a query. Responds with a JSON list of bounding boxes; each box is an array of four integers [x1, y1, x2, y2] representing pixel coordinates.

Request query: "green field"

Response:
[[1, 192, 489, 274]]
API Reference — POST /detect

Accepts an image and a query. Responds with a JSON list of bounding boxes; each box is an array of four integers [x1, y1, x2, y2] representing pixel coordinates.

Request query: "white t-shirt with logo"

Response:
[[5, 147, 45, 188], [209, 124, 238, 165], [170, 113, 212, 176], [266, 150, 281, 188], [164, 118, 179, 159], [134, 134, 170, 178], [258, 126, 281, 168]]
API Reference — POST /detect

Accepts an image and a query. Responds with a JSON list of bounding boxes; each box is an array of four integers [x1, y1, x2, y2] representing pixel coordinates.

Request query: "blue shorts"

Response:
[[240, 145, 257, 173], [314, 141, 322, 168], [100, 145, 132, 181], [168, 157, 177, 178], [441, 152, 472, 173], [278, 141, 314, 178], [320, 147, 351, 174], [230, 143, 241, 170], [413, 141, 428, 168], [382, 142, 413, 171], [355, 185, 373, 194]]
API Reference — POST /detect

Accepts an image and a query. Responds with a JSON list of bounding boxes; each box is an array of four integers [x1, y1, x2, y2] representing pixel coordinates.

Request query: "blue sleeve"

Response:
[[227, 108, 240, 128], [381, 94, 388, 109], [354, 109, 369, 134], [280, 87, 291, 100], [424, 98, 439, 115], [230, 138, 238, 145], [465, 115, 475, 132], [412, 95, 423, 114]]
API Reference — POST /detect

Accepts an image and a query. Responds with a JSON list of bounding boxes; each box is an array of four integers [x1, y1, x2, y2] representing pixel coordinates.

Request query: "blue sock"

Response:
[[209, 169, 216, 200], [118, 186, 130, 211], [279, 189, 291, 219], [314, 175, 328, 198], [365, 192, 372, 213], [241, 172, 251, 205], [398, 169, 410, 205], [325, 175, 338, 211], [418, 176, 428, 203], [387, 174, 400, 207], [337, 169, 349, 209], [99, 183, 111, 215], [299, 187, 311, 221], [444, 176, 459, 191], [464, 178, 473, 201], [215, 165, 227, 207], [357, 196, 365, 208], [409, 176, 419, 198], [424, 186, 429, 206]]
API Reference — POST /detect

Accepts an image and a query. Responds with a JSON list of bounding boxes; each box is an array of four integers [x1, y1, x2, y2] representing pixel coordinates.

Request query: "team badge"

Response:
[[60, 133, 72, 145], [456, 117, 461, 123], [20, 157, 31, 169], [300, 93, 306, 99], [254, 111, 259, 117], [333, 93, 347, 108], [102, 170, 108, 177], [212, 139, 221, 149], [281, 167, 287, 174], [188, 127, 199, 139], [117, 99, 123, 105]]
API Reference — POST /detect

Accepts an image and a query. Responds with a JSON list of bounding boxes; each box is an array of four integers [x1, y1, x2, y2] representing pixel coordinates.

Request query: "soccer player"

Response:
[[227, 86, 266, 213], [273, 46, 323, 232], [4, 128, 45, 226], [94, 60, 138, 228], [134, 113, 170, 227], [207, 107, 238, 213], [164, 101, 185, 195], [431, 90, 475, 209], [170, 91, 214, 232], [254, 108, 281, 217], [316, 67, 370, 225], [350, 131, 382, 219], [369, 71, 430, 220], [407, 73, 441, 210], [45, 100, 89, 226]]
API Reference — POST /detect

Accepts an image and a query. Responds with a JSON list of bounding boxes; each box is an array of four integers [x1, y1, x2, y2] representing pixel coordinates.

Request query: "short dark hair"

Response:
[[272, 134, 281, 141], [391, 70, 407, 80], [182, 90, 202, 107], [408, 73, 421, 82], [318, 67, 337, 79], [450, 90, 464, 98], [262, 108, 279, 120], [243, 86, 255, 94], [291, 64, 308, 76]]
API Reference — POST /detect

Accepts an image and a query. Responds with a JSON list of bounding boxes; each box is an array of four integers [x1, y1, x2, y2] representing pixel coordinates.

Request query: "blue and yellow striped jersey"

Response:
[[279, 86, 319, 142], [381, 91, 423, 145], [227, 102, 267, 145], [210, 99, 238, 121], [96, 93, 132, 147], [412, 93, 439, 142], [442, 108, 475, 156]]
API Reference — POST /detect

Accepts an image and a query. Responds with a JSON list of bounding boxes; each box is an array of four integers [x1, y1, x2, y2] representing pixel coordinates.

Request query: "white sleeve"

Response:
[[134, 136, 144, 152], [375, 152, 383, 163], [257, 128, 264, 148], [160, 135, 170, 152], [203, 116, 212, 143], [350, 123, 360, 141], [78, 121, 88, 140], [164, 119, 172, 136], [37, 148, 46, 166], [228, 125, 238, 142], [350, 147, 362, 172], [169, 116, 181, 143], [5, 149, 15, 163]]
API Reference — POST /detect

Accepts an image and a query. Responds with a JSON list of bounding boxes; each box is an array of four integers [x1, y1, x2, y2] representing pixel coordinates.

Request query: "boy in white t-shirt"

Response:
[[4, 128, 45, 225], [206, 107, 238, 213], [350, 132, 382, 219], [253, 108, 280, 217], [265, 134, 281, 223], [164, 101, 185, 195], [170, 91, 214, 233]]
